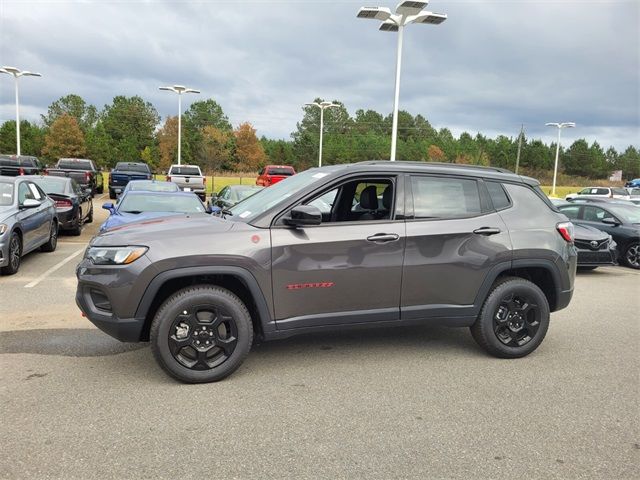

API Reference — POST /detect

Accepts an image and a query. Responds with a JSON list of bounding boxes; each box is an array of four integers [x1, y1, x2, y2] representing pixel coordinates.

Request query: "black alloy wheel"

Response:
[[168, 305, 238, 370], [1, 233, 22, 275], [150, 285, 253, 383], [41, 221, 58, 252], [493, 293, 541, 347], [470, 277, 550, 358]]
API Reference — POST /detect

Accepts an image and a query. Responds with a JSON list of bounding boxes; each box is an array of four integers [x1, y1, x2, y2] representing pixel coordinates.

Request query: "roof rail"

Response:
[[358, 160, 514, 174]]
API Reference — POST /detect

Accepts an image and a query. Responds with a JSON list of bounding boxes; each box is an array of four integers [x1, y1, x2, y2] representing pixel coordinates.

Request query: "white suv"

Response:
[[566, 187, 630, 201]]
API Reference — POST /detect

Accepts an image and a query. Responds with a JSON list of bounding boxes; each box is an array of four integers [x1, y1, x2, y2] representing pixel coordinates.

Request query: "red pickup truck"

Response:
[[256, 165, 296, 186]]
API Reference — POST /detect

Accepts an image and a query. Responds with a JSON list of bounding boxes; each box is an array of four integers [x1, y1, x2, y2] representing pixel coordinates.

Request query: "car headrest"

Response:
[[382, 185, 392, 209], [360, 185, 378, 210]]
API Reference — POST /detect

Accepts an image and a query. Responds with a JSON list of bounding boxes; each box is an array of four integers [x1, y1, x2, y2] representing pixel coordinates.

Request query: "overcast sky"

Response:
[[1, 0, 638, 150]]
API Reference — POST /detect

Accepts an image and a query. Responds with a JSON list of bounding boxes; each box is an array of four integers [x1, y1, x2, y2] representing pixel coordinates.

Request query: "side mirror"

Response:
[[283, 205, 322, 227], [21, 199, 41, 209], [602, 217, 620, 226], [102, 202, 115, 213]]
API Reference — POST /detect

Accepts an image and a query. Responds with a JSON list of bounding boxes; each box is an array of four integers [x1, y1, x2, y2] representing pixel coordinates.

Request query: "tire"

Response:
[[150, 285, 253, 383], [470, 277, 550, 358], [622, 242, 640, 269], [1, 232, 22, 275], [86, 203, 94, 224], [40, 221, 58, 252], [109, 188, 116, 200], [70, 210, 82, 236]]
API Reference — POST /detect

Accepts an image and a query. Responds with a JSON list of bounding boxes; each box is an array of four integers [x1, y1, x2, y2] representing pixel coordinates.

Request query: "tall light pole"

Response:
[[546, 122, 576, 197], [159, 85, 200, 165], [357, 1, 446, 161], [0, 66, 42, 156], [305, 101, 339, 167]]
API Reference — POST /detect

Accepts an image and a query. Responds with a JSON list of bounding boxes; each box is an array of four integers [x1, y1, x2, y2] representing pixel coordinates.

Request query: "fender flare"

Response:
[[134, 265, 274, 333]]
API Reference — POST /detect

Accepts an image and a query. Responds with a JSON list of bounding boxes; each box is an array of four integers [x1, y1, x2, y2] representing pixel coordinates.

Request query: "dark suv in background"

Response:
[[76, 161, 577, 383], [0, 155, 44, 176]]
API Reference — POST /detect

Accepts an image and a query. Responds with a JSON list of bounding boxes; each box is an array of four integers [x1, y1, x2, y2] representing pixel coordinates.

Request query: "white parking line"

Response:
[[24, 247, 85, 288]]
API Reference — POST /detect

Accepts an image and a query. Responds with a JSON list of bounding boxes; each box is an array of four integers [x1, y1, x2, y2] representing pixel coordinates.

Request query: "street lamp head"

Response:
[[396, 1, 428, 16], [0, 66, 20, 75], [159, 86, 177, 92], [357, 6, 392, 21], [305, 102, 321, 108], [545, 123, 560, 128], [561, 122, 576, 128], [379, 20, 400, 32], [184, 88, 200, 94], [411, 11, 447, 25]]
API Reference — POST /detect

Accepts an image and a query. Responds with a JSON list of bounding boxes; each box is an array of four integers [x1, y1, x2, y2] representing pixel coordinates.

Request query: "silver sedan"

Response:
[[0, 175, 58, 275]]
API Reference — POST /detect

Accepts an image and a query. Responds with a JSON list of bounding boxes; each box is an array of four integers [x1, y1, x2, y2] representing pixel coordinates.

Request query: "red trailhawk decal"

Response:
[[286, 282, 335, 290]]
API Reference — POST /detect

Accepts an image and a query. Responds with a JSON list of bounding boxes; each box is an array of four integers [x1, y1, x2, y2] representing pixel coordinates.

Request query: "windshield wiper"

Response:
[[221, 208, 233, 217], [122, 210, 142, 214]]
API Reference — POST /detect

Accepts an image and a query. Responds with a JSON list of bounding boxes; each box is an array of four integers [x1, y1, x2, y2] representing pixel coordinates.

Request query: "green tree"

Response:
[[41, 94, 98, 132], [42, 114, 86, 161], [0, 120, 46, 156], [102, 96, 159, 162], [198, 125, 234, 172], [85, 121, 114, 168]]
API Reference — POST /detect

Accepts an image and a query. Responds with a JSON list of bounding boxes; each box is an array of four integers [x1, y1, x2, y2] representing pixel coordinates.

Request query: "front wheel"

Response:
[[150, 285, 253, 383], [470, 277, 550, 358], [1, 232, 22, 275], [623, 242, 640, 269]]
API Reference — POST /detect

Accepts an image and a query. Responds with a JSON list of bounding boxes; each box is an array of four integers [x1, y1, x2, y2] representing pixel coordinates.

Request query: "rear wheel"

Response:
[[150, 285, 253, 383], [470, 277, 550, 358], [1, 233, 22, 275], [70, 210, 82, 236], [109, 188, 116, 200], [623, 242, 640, 269], [86, 203, 94, 224], [40, 221, 58, 252]]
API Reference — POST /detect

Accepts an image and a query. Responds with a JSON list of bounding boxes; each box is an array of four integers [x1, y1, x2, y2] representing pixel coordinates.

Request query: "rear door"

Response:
[[401, 175, 512, 320], [270, 174, 405, 328], [15, 181, 43, 250]]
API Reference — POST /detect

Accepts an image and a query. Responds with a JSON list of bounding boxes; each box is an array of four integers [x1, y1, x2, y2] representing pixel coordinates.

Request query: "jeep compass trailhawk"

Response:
[[76, 162, 577, 383]]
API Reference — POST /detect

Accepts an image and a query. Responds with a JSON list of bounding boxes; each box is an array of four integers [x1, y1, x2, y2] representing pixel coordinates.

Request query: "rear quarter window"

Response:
[[267, 167, 294, 176], [486, 181, 511, 210]]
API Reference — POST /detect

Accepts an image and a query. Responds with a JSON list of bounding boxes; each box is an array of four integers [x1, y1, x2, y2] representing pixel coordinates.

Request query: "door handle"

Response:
[[366, 233, 400, 243], [473, 227, 502, 235]]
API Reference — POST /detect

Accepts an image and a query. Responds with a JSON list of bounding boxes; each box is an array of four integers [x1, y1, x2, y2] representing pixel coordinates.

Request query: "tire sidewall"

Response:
[[4, 233, 22, 274], [475, 279, 550, 358], [624, 242, 640, 269], [151, 286, 253, 383]]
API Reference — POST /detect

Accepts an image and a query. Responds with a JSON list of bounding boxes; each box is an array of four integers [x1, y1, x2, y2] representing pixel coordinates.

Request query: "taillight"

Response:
[[44, 169, 49, 176], [18, 167, 25, 175], [85, 172, 91, 181], [55, 199, 73, 208], [557, 222, 574, 243], [167, 176, 171, 182], [203, 177, 207, 185]]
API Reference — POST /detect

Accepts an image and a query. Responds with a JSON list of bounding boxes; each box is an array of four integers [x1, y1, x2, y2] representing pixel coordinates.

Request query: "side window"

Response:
[[583, 206, 606, 222], [219, 187, 229, 200], [411, 176, 481, 219], [18, 182, 34, 203], [308, 189, 338, 215], [303, 177, 395, 223], [28, 182, 43, 200], [486, 181, 511, 210], [559, 205, 580, 219]]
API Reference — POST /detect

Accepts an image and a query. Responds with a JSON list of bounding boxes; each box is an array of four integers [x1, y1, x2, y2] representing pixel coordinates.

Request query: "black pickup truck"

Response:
[[46, 158, 103, 196], [108, 162, 152, 198], [0, 155, 44, 176]]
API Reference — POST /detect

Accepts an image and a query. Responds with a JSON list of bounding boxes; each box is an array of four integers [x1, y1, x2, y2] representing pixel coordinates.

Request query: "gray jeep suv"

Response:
[[76, 162, 577, 383]]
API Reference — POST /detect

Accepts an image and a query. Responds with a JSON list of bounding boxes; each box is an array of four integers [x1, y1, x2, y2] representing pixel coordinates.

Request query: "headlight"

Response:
[[86, 246, 148, 265], [0, 224, 7, 236]]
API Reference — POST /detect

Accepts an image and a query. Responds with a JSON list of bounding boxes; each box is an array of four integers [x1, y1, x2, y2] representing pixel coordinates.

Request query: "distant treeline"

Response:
[[0, 94, 638, 180]]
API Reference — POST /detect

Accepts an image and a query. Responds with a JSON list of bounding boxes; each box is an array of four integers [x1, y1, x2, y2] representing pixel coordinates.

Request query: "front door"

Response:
[[270, 176, 405, 329]]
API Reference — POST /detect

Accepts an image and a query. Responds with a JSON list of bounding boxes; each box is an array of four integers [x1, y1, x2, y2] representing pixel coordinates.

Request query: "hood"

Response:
[[573, 224, 609, 242], [0, 205, 16, 222], [100, 211, 210, 232], [94, 213, 239, 245]]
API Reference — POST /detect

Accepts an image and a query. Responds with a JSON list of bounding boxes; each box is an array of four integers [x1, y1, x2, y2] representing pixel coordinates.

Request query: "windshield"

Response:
[[236, 186, 263, 202], [119, 194, 205, 214], [0, 182, 13, 206], [608, 205, 640, 224], [170, 166, 201, 176], [31, 178, 68, 194], [267, 167, 294, 176], [129, 181, 177, 192], [228, 168, 326, 222], [115, 163, 150, 173]]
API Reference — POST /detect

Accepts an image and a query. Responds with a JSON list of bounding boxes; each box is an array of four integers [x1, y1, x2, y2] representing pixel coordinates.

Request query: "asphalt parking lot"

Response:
[[1, 196, 639, 479]]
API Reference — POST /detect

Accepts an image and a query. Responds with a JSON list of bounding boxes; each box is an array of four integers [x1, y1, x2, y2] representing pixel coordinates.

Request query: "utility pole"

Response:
[[515, 124, 524, 174]]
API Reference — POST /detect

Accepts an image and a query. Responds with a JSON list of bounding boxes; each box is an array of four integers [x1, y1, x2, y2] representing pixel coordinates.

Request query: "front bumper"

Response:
[[575, 240, 617, 266]]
